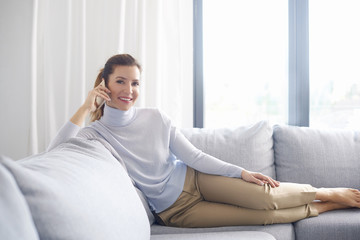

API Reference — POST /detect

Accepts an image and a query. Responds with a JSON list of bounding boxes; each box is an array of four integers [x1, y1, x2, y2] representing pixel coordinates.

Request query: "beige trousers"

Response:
[[155, 167, 318, 228]]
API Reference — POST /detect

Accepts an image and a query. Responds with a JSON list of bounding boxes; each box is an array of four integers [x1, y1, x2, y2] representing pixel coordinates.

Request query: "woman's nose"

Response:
[[124, 83, 133, 93]]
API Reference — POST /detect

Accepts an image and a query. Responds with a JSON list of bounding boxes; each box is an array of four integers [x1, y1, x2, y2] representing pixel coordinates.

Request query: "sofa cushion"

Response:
[[273, 125, 360, 188], [181, 121, 275, 178], [0, 159, 39, 240], [0, 138, 150, 240], [151, 223, 295, 240], [135, 186, 155, 224], [294, 209, 360, 240], [151, 231, 276, 240]]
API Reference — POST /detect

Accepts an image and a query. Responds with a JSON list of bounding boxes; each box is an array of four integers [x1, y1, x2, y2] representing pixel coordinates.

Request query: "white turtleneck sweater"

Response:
[[48, 105, 244, 213]]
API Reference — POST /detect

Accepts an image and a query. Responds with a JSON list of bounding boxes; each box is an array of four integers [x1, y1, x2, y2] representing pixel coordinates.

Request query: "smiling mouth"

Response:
[[119, 97, 132, 102]]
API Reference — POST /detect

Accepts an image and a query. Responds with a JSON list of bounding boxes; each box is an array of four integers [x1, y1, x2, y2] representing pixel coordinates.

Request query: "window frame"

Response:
[[193, 0, 204, 128]]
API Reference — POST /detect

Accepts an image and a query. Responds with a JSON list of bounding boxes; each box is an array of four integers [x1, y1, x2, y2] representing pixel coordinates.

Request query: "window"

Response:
[[195, 0, 360, 129], [309, 0, 360, 129], [202, 0, 288, 128]]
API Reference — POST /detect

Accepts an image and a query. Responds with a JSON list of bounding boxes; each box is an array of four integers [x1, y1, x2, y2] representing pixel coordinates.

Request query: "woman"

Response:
[[49, 54, 360, 227]]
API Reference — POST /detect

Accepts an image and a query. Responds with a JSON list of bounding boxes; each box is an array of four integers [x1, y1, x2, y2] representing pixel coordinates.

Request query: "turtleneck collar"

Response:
[[99, 104, 136, 127]]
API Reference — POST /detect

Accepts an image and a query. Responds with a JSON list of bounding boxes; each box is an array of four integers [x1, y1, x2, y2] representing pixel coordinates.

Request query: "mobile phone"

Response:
[[96, 80, 106, 109]]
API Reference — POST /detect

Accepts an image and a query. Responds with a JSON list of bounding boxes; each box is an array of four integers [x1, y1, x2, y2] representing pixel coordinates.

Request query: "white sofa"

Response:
[[1, 121, 359, 240]]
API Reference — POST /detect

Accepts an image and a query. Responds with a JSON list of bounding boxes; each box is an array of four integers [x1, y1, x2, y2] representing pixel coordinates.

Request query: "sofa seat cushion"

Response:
[[273, 125, 360, 188], [0, 160, 39, 240], [181, 121, 275, 178], [151, 223, 294, 240], [1, 138, 150, 240], [151, 231, 276, 240], [294, 209, 360, 240]]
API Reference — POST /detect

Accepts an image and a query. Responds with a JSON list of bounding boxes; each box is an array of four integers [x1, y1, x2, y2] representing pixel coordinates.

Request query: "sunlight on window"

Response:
[[203, 0, 288, 128], [309, 0, 360, 130]]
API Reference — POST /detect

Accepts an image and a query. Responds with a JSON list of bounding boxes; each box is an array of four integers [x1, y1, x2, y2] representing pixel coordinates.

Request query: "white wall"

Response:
[[0, 0, 34, 160]]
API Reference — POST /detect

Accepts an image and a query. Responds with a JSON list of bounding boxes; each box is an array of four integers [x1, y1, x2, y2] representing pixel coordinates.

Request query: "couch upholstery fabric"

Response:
[[1, 138, 150, 240], [151, 231, 276, 240], [273, 125, 360, 188], [151, 224, 294, 240], [181, 121, 275, 179], [294, 209, 360, 240], [0, 159, 39, 240]]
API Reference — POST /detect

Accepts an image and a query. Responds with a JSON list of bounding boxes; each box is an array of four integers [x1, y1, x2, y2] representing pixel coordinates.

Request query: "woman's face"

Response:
[[106, 65, 140, 111]]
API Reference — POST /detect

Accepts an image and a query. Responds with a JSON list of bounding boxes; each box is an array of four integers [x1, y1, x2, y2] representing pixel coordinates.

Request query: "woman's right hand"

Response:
[[70, 81, 111, 126], [83, 81, 111, 113], [83, 80, 111, 113]]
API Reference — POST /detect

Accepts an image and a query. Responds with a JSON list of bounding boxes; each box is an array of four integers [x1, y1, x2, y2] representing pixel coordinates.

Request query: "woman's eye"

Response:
[[132, 82, 140, 86], [116, 80, 124, 84]]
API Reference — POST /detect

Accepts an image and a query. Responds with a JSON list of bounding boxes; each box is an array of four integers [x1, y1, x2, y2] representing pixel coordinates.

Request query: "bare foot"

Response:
[[316, 188, 360, 208]]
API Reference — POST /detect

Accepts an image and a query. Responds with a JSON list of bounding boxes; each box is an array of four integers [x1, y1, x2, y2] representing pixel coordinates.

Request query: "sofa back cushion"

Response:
[[181, 121, 275, 179], [273, 125, 360, 188], [0, 159, 39, 240], [1, 138, 150, 240]]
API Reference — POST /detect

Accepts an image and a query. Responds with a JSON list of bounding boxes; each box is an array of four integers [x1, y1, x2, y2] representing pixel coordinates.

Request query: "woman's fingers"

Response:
[[96, 82, 111, 93], [254, 173, 280, 188], [96, 89, 111, 101], [242, 170, 280, 188], [83, 86, 111, 112], [91, 85, 111, 104], [268, 176, 280, 187], [251, 175, 265, 186], [254, 173, 272, 187], [95, 84, 111, 101]]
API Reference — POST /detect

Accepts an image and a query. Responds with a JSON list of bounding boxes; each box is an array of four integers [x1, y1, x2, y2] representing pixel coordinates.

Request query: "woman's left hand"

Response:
[[241, 170, 280, 188]]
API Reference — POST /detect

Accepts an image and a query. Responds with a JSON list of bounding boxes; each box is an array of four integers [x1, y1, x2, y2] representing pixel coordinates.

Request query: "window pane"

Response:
[[203, 0, 288, 128], [309, 0, 360, 129]]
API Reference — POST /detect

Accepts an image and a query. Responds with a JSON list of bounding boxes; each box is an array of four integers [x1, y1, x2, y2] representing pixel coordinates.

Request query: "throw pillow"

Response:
[[181, 121, 275, 179]]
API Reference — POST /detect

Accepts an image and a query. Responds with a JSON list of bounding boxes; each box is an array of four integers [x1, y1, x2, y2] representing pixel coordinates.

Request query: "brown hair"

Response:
[[90, 54, 142, 122]]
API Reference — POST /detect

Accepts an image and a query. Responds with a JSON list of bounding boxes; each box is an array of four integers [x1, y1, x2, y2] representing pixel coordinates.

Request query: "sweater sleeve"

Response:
[[47, 121, 81, 151], [169, 126, 244, 178]]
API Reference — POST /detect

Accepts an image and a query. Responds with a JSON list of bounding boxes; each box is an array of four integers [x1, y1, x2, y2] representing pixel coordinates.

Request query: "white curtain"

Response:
[[29, 0, 193, 155]]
